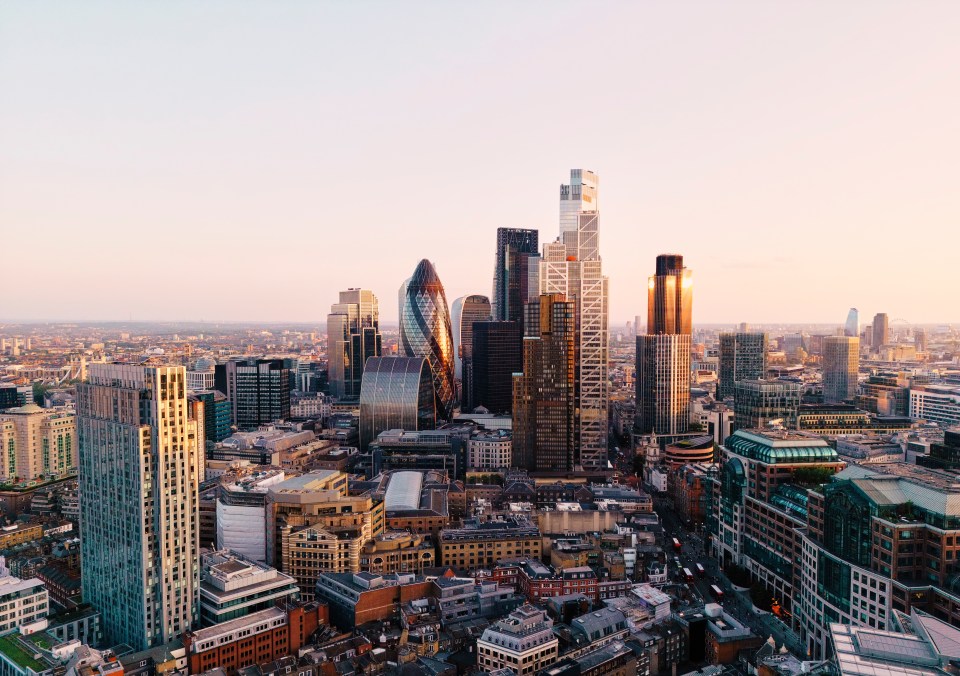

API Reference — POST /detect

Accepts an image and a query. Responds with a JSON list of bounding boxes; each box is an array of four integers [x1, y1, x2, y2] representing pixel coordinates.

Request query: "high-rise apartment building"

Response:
[[512, 295, 575, 472], [872, 312, 889, 350], [327, 289, 381, 400], [844, 308, 859, 338], [77, 364, 202, 649], [470, 321, 522, 415], [822, 336, 860, 403], [400, 259, 457, 420], [636, 255, 693, 435], [538, 169, 609, 470], [0, 404, 76, 481], [717, 333, 768, 400], [451, 295, 492, 409], [224, 359, 291, 430], [492, 228, 539, 324]]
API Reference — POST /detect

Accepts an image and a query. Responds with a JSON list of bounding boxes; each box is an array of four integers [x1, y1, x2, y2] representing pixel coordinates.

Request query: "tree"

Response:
[[792, 466, 835, 486]]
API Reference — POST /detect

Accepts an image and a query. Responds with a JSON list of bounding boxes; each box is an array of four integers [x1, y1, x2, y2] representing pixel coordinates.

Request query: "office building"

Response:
[[315, 571, 433, 630], [538, 169, 609, 470], [909, 385, 960, 427], [439, 517, 542, 569], [400, 259, 457, 420], [873, 312, 889, 350], [823, 336, 860, 403], [856, 372, 910, 417], [77, 364, 202, 649], [0, 404, 76, 481], [919, 429, 960, 470], [733, 379, 802, 430], [717, 333, 768, 400], [366, 428, 466, 478], [636, 255, 693, 435], [845, 308, 859, 338], [512, 294, 576, 472], [192, 390, 231, 444], [224, 359, 291, 430], [327, 288, 381, 400], [216, 470, 287, 562], [452, 294, 492, 409], [470, 320, 522, 414], [358, 356, 435, 450], [199, 549, 300, 627], [914, 328, 927, 352], [831, 613, 960, 676], [477, 605, 558, 676], [796, 403, 911, 435], [0, 558, 48, 634], [493, 227, 539, 324], [359, 531, 436, 575], [468, 430, 512, 471]]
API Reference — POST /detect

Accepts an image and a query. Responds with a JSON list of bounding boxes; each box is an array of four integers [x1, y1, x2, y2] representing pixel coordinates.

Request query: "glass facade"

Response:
[[471, 320, 522, 415], [400, 259, 457, 420], [492, 227, 538, 324], [358, 357, 436, 450], [327, 288, 381, 400], [717, 332, 768, 400]]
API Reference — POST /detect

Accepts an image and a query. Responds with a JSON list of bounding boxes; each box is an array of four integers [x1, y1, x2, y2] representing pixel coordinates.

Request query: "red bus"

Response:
[[710, 584, 724, 600], [695, 563, 706, 577], [672, 538, 682, 552], [682, 568, 694, 583]]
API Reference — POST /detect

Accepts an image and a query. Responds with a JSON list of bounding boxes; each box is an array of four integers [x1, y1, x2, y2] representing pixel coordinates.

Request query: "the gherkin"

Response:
[[400, 259, 456, 419]]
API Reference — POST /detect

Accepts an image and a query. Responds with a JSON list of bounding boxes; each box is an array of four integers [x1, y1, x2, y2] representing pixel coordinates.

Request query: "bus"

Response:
[[672, 538, 682, 552], [682, 568, 694, 583], [710, 585, 724, 600], [695, 563, 706, 577]]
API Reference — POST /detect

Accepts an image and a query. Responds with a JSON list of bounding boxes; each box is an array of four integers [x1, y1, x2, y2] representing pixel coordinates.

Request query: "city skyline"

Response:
[[3, 4, 959, 324]]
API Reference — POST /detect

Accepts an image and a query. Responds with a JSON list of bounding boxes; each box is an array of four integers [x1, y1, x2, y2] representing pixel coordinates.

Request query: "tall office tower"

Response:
[[471, 320, 522, 414], [451, 294, 492, 389], [77, 364, 202, 649], [327, 288, 381, 400], [636, 254, 693, 435], [492, 228, 539, 323], [538, 169, 609, 470], [822, 336, 860, 403], [717, 332, 769, 400], [224, 359, 291, 430], [915, 328, 927, 352], [400, 259, 457, 420], [358, 356, 436, 450], [512, 295, 576, 472], [844, 308, 859, 338], [873, 313, 889, 350]]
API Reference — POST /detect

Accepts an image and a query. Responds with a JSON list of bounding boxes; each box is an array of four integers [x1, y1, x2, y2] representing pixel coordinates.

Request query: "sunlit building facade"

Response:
[[327, 288, 381, 400], [823, 336, 860, 403], [400, 259, 457, 420], [358, 357, 435, 450], [0, 404, 76, 481], [717, 332, 768, 400]]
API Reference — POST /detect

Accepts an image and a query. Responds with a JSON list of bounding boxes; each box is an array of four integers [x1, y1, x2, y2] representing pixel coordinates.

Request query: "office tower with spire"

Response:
[[823, 336, 860, 403], [400, 259, 457, 420], [493, 228, 539, 324], [636, 254, 693, 435], [451, 295, 491, 408], [717, 332, 769, 400], [513, 294, 576, 472], [538, 169, 609, 470], [844, 308, 859, 338], [873, 313, 889, 351], [327, 288, 381, 400], [77, 364, 202, 649]]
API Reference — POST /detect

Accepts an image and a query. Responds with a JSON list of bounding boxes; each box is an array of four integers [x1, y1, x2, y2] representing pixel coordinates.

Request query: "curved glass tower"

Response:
[[358, 356, 435, 449], [400, 259, 457, 419]]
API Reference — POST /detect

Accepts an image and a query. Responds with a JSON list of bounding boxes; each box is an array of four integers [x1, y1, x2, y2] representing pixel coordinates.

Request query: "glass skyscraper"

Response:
[[451, 294, 491, 380], [358, 356, 436, 450], [717, 332, 769, 400], [77, 364, 202, 649], [492, 227, 539, 324], [399, 259, 457, 420], [538, 170, 609, 470], [327, 288, 381, 400], [224, 359, 291, 430], [844, 308, 859, 338], [471, 320, 522, 414]]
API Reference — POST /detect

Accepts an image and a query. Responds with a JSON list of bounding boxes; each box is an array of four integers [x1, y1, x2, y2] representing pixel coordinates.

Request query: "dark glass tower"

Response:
[[493, 228, 539, 324], [400, 259, 457, 420], [224, 359, 291, 430], [717, 332, 769, 400], [470, 320, 522, 414]]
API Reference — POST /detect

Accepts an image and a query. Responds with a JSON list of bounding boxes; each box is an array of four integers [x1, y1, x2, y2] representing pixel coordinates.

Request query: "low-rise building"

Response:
[[199, 550, 300, 627], [439, 517, 541, 569], [468, 430, 512, 471], [359, 531, 436, 575], [477, 605, 559, 676], [314, 571, 433, 630]]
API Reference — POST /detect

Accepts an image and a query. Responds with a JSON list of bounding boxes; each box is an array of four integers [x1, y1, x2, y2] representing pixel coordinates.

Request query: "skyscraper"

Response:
[[399, 259, 456, 419], [492, 228, 539, 324], [733, 379, 802, 430], [224, 359, 291, 430], [471, 320, 522, 414], [358, 356, 436, 450], [77, 364, 202, 649], [844, 308, 859, 338], [451, 295, 492, 395], [512, 295, 576, 472], [636, 254, 693, 436], [327, 288, 381, 400], [873, 313, 889, 350], [823, 336, 860, 403], [538, 169, 609, 470], [717, 332, 769, 400]]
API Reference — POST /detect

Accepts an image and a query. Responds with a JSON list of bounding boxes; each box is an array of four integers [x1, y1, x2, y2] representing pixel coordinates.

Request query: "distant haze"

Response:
[[2, 3, 958, 324]]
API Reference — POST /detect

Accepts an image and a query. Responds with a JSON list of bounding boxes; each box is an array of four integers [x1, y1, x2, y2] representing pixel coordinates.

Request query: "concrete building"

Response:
[[0, 404, 76, 481], [910, 385, 960, 427], [439, 517, 542, 569], [314, 571, 433, 630], [359, 531, 435, 575], [0, 557, 48, 635], [77, 364, 202, 649], [477, 605, 559, 676], [717, 333, 769, 401], [468, 430, 512, 471], [216, 470, 287, 562], [199, 549, 300, 627], [823, 337, 860, 403]]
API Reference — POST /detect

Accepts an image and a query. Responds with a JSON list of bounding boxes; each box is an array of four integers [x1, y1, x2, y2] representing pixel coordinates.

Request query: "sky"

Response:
[[2, 2, 959, 326]]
